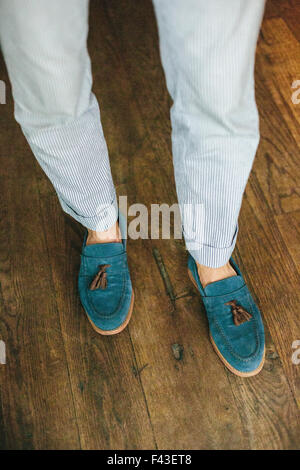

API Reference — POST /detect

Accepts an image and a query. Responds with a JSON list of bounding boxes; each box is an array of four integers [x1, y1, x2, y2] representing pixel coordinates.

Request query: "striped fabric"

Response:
[[153, 0, 266, 266], [0, 0, 265, 267]]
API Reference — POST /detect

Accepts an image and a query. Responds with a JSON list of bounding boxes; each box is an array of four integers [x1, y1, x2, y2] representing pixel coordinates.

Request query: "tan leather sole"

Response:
[[86, 291, 134, 336], [188, 268, 265, 377], [210, 333, 265, 377]]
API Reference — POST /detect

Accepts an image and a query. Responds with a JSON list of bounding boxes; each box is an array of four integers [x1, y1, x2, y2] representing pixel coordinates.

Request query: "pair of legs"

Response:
[[0, 0, 267, 376], [0, 0, 265, 279]]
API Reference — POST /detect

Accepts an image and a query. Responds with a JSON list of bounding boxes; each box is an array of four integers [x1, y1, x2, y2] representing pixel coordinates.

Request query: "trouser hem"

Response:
[[59, 194, 118, 232], [186, 226, 238, 268]]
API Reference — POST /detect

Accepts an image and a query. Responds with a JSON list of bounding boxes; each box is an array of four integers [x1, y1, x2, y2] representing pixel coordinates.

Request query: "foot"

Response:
[[188, 256, 265, 377], [78, 216, 134, 335]]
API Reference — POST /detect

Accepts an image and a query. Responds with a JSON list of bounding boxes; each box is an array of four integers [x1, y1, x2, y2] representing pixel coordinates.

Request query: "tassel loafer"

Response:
[[188, 255, 265, 377], [78, 219, 134, 335]]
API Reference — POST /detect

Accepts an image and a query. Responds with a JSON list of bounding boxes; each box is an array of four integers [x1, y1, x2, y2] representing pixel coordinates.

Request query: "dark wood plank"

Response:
[[0, 64, 80, 449]]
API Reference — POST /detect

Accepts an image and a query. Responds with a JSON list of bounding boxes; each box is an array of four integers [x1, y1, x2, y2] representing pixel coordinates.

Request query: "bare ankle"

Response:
[[196, 261, 236, 288], [86, 221, 121, 245]]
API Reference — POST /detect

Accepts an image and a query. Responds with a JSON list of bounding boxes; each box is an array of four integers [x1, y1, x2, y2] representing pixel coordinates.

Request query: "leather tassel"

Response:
[[225, 300, 252, 326], [89, 264, 111, 290]]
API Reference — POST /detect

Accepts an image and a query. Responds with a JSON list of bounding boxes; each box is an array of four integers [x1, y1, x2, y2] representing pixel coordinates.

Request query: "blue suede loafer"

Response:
[[78, 222, 134, 335], [188, 255, 265, 377]]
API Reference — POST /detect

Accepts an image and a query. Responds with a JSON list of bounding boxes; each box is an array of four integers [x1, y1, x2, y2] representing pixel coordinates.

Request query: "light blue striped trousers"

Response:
[[0, 0, 266, 267]]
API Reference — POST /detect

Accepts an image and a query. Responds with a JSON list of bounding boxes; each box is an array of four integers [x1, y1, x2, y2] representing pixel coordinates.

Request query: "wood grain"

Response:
[[0, 73, 80, 449]]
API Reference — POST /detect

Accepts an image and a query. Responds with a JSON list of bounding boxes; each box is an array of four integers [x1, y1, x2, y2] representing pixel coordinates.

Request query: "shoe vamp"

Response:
[[204, 289, 260, 359], [87, 273, 129, 317]]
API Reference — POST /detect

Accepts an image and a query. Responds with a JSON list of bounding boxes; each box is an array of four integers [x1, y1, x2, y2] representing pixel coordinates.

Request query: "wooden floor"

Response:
[[0, 0, 300, 450]]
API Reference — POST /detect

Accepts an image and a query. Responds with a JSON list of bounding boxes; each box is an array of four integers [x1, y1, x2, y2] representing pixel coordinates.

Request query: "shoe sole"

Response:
[[85, 290, 135, 336], [188, 268, 265, 377]]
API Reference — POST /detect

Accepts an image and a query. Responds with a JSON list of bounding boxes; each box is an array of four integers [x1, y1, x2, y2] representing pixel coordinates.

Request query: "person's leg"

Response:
[[0, 0, 132, 334], [153, 0, 265, 275], [0, 0, 118, 236], [153, 0, 266, 376]]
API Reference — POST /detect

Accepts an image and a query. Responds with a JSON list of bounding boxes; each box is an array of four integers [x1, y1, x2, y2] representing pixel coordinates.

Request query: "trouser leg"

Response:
[[0, 0, 118, 231], [153, 0, 265, 267]]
